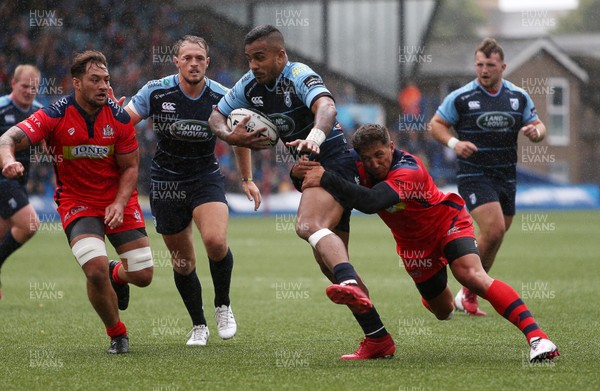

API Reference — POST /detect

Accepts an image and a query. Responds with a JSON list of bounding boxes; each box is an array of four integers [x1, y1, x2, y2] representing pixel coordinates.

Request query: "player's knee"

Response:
[[306, 228, 334, 249], [82, 259, 110, 286], [433, 305, 454, 321], [203, 237, 228, 260], [72, 237, 107, 268], [481, 225, 505, 245], [119, 247, 154, 287]]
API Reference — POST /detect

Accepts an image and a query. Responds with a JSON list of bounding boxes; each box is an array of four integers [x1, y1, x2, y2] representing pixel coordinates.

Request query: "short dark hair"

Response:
[[71, 50, 107, 78], [244, 24, 285, 46], [174, 35, 209, 56], [351, 124, 391, 153], [476, 38, 504, 61]]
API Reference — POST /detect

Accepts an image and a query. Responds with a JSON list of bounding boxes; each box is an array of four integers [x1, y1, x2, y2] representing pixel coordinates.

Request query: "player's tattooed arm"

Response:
[[0, 126, 31, 177], [311, 96, 336, 136]]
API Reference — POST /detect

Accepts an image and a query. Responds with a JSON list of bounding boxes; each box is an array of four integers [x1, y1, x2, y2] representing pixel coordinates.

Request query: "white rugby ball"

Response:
[[227, 108, 279, 147]]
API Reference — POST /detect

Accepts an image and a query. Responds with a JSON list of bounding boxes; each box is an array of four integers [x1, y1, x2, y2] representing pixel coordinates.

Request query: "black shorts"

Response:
[[0, 179, 29, 219], [458, 176, 516, 216], [65, 216, 148, 247], [319, 150, 357, 233], [150, 171, 227, 235], [415, 237, 480, 300]]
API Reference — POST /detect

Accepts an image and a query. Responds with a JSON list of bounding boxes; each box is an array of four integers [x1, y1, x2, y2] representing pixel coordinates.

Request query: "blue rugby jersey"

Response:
[[0, 95, 43, 185], [436, 79, 538, 182], [216, 61, 347, 161], [128, 75, 228, 180]]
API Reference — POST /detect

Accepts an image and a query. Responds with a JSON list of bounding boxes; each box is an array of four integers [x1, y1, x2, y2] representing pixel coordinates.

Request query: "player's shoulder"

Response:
[[143, 74, 179, 92], [205, 78, 229, 96], [32, 99, 44, 110], [42, 95, 74, 118], [105, 97, 132, 124], [285, 61, 316, 79], [502, 79, 529, 98], [391, 149, 420, 172], [0, 95, 11, 109], [447, 80, 480, 102]]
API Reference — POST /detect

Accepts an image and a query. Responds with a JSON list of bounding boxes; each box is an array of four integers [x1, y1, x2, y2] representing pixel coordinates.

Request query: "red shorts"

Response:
[[397, 206, 475, 283], [57, 198, 146, 234]]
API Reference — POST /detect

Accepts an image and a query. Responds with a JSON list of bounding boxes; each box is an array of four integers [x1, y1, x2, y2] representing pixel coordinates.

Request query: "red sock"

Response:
[[106, 320, 127, 338], [483, 280, 548, 342], [112, 262, 126, 285]]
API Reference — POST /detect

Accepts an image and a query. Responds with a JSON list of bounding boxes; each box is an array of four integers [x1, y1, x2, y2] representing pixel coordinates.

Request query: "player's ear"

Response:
[[72, 77, 80, 90], [206, 57, 210, 68]]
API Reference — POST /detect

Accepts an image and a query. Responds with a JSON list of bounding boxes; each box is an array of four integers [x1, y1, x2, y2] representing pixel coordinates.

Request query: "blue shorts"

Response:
[[0, 179, 29, 219], [458, 176, 516, 216], [316, 150, 357, 233], [150, 171, 227, 235]]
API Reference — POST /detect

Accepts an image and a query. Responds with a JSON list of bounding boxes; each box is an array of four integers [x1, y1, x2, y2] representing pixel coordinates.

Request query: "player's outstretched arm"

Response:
[[232, 146, 261, 211], [302, 166, 399, 214], [429, 114, 478, 159], [208, 109, 269, 150], [0, 126, 31, 178], [286, 96, 336, 155]]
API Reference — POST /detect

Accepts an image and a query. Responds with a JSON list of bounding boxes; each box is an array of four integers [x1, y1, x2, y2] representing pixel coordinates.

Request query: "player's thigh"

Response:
[[193, 201, 229, 247], [297, 187, 345, 230], [470, 202, 506, 235], [10, 204, 40, 234]]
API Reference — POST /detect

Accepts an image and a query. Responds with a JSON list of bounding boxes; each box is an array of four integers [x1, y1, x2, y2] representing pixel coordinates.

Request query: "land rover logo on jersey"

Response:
[[266, 113, 295, 138], [63, 144, 114, 159], [476, 112, 515, 131], [169, 119, 212, 142]]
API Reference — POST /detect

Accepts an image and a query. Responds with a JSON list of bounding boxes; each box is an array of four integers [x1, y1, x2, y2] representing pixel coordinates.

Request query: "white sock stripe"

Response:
[[365, 326, 385, 336], [307, 228, 334, 248]]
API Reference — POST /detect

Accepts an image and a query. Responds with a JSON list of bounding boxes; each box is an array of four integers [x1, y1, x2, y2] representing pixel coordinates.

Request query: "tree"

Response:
[[556, 0, 600, 33]]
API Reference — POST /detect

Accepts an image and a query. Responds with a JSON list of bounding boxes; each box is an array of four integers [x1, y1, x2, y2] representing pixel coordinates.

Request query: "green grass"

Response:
[[1, 211, 599, 390]]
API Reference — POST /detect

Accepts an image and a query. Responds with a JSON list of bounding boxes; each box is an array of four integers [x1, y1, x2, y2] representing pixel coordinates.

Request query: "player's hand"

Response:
[[227, 115, 271, 150], [242, 180, 262, 211], [104, 203, 125, 230], [1, 162, 24, 179], [107, 86, 126, 106], [521, 124, 542, 142], [454, 141, 478, 159], [286, 138, 320, 155], [291, 155, 321, 181], [301, 165, 325, 190]]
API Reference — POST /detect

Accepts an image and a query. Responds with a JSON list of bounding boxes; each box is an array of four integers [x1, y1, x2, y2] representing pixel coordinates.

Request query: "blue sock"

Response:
[[332, 262, 358, 285]]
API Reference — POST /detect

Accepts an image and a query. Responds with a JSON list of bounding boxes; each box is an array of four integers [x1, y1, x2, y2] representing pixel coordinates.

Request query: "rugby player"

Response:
[[123, 35, 260, 346], [429, 38, 546, 315], [0, 65, 43, 299], [209, 25, 394, 360], [0, 51, 153, 354], [302, 124, 559, 363]]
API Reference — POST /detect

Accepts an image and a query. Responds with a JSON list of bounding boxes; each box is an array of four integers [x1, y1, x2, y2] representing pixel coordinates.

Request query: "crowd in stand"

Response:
[[1, 1, 453, 200]]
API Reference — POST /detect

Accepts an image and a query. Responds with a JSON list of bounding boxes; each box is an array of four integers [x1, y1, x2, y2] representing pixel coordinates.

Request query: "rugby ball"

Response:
[[227, 108, 279, 147]]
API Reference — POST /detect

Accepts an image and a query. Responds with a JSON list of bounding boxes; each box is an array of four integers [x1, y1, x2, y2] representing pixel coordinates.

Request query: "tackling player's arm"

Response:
[[106, 149, 139, 230], [0, 126, 31, 178], [429, 114, 478, 159], [302, 166, 399, 214], [286, 95, 337, 155], [232, 146, 262, 211], [124, 105, 143, 126]]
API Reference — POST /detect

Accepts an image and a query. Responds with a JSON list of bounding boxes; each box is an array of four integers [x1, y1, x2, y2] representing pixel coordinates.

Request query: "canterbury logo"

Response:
[[251, 96, 264, 106], [161, 102, 176, 112]]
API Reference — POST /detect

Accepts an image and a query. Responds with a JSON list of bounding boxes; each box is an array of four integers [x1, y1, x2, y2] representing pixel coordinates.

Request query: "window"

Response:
[[546, 78, 569, 146]]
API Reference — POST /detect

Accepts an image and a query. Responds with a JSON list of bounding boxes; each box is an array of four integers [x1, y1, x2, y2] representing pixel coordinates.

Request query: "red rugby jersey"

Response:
[[356, 149, 465, 243], [17, 95, 139, 208]]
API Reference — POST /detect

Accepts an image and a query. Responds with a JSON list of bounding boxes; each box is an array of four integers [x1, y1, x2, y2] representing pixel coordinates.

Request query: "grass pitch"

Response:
[[1, 211, 599, 390]]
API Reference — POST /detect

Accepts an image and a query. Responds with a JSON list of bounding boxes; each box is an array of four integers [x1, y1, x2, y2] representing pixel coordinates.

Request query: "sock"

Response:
[[0, 231, 23, 268], [332, 262, 358, 285], [209, 248, 233, 307], [353, 307, 388, 338], [106, 320, 127, 338], [174, 268, 206, 326], [483, 279, 548, 342], [111, 262, 126, 285]]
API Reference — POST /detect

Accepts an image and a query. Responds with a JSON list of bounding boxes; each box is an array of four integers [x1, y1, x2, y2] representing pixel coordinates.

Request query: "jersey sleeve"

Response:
[[522, 91, 539, 124], [435, 90, 461, 125], [115, 120, 139, 154], [215, 72, 253, 117], [16, 108, 59, 145], [383, 162, 422, 202], [292, 64, 333, 109], [127, 81, 154, 119]]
